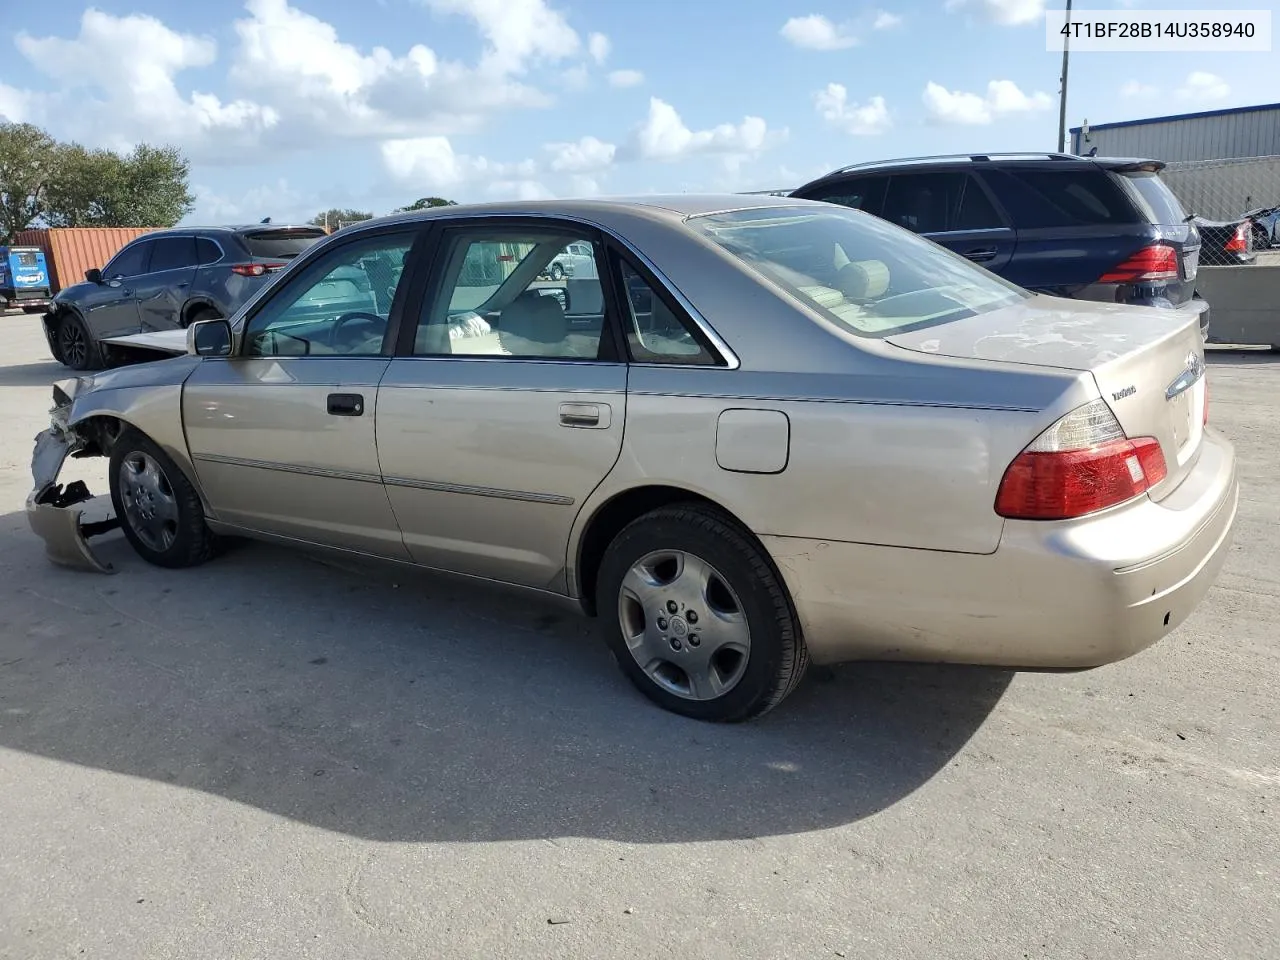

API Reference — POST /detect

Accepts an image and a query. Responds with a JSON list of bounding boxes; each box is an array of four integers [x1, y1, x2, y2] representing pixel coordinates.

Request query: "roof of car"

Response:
[[794, 153, 1165, 189], [131, 224, 326, 239]]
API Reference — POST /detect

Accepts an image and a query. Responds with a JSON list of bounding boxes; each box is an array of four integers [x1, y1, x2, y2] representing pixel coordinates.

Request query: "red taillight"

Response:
[[995, 400, 1168, 521], [230, 261, 286, 277], [1225, 222, 1249, 253], [1099, 244, 1179, 283]]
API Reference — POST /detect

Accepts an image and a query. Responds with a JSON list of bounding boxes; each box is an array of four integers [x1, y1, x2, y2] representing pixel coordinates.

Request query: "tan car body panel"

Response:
[[27, 195, 1239, 672]]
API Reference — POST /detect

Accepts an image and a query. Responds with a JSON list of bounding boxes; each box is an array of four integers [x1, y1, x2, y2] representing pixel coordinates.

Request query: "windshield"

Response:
[[688, 205, 1028, 338]]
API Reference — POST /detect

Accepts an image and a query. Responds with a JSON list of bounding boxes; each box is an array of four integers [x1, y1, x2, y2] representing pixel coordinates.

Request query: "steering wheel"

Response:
[[329, 312, 388, 351]]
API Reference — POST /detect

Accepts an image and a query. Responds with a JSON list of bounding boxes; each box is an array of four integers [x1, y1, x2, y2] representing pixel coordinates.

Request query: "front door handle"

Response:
[[559, 402, 610, 429], [327, 393, 364, 417], [964, 248, 998, 262]]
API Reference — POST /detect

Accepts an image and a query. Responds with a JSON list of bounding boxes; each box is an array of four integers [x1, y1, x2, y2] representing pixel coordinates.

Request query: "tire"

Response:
[[596, 503, 809, 722], [184, 305, 221, 328], [56, 311, 102, 371], [109, 428, 219, 569], [550, 263, 565, 281]]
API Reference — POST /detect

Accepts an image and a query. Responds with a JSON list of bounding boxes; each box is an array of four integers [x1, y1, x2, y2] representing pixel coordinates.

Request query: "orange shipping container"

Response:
[[14, 227, 159, 295]]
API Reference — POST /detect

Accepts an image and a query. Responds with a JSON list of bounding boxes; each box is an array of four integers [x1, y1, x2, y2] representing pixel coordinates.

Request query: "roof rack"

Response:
[[821, 152, 1081, 178]]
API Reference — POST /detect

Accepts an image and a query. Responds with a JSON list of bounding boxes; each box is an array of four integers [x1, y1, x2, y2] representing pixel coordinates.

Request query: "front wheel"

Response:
[[56, 312, 102, 370], [550, 263, 565, 281], [596, 504, 808, 722], [109, 429, 220, 568]]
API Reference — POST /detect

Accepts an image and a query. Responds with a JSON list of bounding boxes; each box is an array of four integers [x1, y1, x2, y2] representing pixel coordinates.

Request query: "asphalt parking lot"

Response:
[[0, 312, 1275, 960]]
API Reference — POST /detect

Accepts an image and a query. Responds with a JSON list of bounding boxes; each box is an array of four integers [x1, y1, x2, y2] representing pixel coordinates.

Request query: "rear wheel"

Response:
[[596, 504, 808, 722], [109, 429, 219, 568], [56, 311, 102, 370], [184, 306, 222, 328], [550, 263, 565, 281]]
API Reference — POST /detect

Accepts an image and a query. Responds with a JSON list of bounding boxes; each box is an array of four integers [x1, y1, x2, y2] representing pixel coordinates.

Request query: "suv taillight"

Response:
[[230, 261, 286, 277], [1225, 222, 1249, 254], [995, 400, 1168, 521], [1099, 243, 1179, 283]]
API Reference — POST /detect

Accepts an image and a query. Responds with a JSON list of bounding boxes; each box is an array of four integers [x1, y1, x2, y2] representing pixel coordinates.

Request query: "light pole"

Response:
[[1057, 0, 1074, 153]]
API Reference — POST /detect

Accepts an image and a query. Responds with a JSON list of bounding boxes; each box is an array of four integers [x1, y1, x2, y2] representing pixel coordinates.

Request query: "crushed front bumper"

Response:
[[26, 423, 119, 574]]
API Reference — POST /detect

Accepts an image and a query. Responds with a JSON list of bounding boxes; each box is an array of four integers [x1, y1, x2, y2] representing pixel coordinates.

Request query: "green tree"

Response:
[[105, 144, 194, 227], [43, 143, 126, 227], [0, 122, 58, 241], [394, 196, 457, 212], [309, 208, 374, 230]]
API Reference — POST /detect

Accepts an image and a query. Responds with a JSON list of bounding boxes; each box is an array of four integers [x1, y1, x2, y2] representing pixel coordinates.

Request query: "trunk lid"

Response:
[[886, 294, 1207, 498]]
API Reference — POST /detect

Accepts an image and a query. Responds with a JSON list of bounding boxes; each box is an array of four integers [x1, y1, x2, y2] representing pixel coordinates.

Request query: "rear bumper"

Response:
[[764, 428, 1238, 667]]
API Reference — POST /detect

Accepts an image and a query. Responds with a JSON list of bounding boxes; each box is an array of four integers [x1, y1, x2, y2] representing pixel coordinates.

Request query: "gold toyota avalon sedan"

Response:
[[26, 195, 1239, 721]]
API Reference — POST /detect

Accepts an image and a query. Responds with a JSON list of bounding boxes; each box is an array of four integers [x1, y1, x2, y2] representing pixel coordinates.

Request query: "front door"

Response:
[[377, 220, 627, 592], [182, 227, 422, 558], [135, 235, 199, 330], [82, 238, 152, 340]]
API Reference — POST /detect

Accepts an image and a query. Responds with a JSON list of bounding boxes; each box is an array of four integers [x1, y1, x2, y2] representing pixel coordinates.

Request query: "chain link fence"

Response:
[[1160, 156, 1280, 266]]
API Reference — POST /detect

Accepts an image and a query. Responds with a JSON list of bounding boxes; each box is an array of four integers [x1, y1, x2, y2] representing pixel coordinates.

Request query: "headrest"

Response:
[[498, 292, 567, 355], [834, 260, 890, 300]]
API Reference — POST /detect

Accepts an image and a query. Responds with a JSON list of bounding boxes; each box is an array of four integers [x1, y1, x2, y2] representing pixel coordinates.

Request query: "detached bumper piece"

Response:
[[26, 426, 119, 574]]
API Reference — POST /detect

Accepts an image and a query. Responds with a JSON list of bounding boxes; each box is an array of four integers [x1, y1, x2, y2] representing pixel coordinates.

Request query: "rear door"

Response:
[[879, 171, 1017, 272], [135, 235, 199, 330], [375, 218, 628, 591]]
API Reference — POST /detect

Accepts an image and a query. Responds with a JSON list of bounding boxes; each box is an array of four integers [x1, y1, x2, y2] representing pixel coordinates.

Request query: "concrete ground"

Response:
[[0, 313, 1275, 960]]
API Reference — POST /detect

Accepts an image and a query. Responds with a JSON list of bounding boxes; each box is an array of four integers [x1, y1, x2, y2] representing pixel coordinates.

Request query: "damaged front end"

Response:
[[27, 378, 120, 573]]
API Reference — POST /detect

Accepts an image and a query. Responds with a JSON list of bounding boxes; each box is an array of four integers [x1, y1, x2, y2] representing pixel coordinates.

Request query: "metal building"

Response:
[[1071, 103, 1280, 162]]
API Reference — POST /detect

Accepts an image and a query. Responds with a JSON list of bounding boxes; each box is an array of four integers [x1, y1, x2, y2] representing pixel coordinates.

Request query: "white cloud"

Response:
[[608, 69, 644, 88], [0, 84, 31, 122], [14, 8, 278, 158], [380, 135, 537, 188], [560, 65, 590, 90], [1121, 79, 1159, 99], [486, 179, 554, 200], [923, 79, 1052, 125], [780, 14, 858, 50], [814, 84, 890, 135], [568, 174, 602, 196], [1177, 71, 1230, 104], [873, 11, 903, 29], [944, 0, 1046, 26], [188, 178, 308, 224], [422, 0, 581, 75], [587, 32, 610, 64], [631, 97, 781, 162], [9, 0, 592, 163], [546, 135, 616, 172]]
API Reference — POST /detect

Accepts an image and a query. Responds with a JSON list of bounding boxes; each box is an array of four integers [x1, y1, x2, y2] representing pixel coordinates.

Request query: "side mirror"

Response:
[[84, 268, 102, 284], [187, 318, 233, 358]]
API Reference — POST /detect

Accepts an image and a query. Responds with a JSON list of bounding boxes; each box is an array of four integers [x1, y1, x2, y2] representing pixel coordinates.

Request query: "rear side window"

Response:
[[240, 228, 327, 259], [149, 236, 198, 272], [802, 175, 889, 215], [987, 168, 1134, 228], [196, 238, 223, 264], [881, 173, 968, 234], [1115, 171, 1187, 226]]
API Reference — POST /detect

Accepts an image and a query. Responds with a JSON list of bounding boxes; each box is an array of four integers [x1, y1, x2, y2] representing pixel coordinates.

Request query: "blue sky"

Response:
[[0, 0, 1275, 224]]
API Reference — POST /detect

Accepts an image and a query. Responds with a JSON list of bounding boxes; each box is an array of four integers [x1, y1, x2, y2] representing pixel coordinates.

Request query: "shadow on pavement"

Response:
[[0, 518, 1011, 843], [1206, 347, 1280, 366], [0, 360, 66, 389]]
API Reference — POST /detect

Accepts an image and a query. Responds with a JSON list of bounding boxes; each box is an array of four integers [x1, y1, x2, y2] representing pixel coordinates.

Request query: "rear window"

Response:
[[688, 205, 1028, 338], [986, 168, 1135, 228], [240, 228, 326, 259], [1114, 171, 1187, 225]]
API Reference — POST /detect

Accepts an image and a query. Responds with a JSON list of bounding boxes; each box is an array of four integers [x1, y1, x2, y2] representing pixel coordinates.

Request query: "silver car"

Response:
[[26, 195, 1239, 722]]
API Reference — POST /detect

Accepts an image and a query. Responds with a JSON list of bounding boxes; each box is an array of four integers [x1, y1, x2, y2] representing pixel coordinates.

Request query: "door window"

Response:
[[414, 229, 609, 360], [104, 241, 152, 279], [802, 175, 889, 216], [149, 236, 199, 272], [881, 172, 971, 234], [616, 258, 719, 365], [242, 232, 417, 357], [954, 177, 1005, 230]]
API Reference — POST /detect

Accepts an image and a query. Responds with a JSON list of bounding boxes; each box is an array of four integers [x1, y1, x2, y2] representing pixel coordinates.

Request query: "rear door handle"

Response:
[[559, 402, 610, 429], [327, 393, 364, 417], [964, 248, 998, 262]]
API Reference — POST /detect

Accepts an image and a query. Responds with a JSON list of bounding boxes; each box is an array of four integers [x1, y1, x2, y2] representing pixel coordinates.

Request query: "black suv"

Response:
[[790, 153, 1209, 338], [44, 223, 328, 370]]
